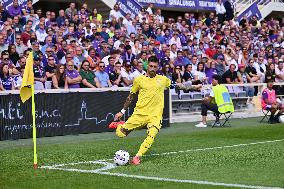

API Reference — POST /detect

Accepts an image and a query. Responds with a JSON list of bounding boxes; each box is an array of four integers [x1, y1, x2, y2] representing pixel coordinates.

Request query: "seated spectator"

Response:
[[245, 59, 260, 83], [183, 64, 194, 82], [195, 75, 234, 128], [172, 65, 182, 84], [109, 62, 122, 87], [79, 60, 100, 88], [254, 56, 266, 82], [65, 61, 82, 89], [238, 64, 255, 97], [45, 56, 56, 81], [52, 64, 66, 89], [215, 55, 226, 78], [275, 61, 284, 83], [0, 63, 15, 90], [261, 80, 284, 123], [265, 63, 276, 82], [162, 64, 173, 81], [223, 64, 243, 84], [33, 54, 46, 90], [132, 62, 146, 79], [95, 62, 112, 88], [194, 63, 208, 84], [120, 61, 134, 87]]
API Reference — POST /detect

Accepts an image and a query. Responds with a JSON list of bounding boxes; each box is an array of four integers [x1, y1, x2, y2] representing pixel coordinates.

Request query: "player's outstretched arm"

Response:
[[114, 93, 136, 121]]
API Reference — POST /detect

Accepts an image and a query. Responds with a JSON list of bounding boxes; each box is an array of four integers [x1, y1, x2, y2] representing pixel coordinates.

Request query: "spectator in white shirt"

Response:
[[132, 62, 146, 79], [275, 61, 284, 82], [35, 22, 47, 45], [109, 4, 123, 22], [215, 0, 226, 24], [169, 32, 182, 50], [254, 56, 266, 82], [120, 62, 134, 87]]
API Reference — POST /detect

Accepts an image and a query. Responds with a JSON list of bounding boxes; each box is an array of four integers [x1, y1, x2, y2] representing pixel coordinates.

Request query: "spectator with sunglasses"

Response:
[[95, 62, 112, 88]]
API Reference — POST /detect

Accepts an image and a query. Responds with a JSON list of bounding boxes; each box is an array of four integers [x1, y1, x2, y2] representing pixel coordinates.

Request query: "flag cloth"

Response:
[[20, 52, 34, 103]]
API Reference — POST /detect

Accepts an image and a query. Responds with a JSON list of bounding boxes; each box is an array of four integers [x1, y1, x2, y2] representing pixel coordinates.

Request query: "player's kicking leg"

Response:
[[132, 123, 160, 165]]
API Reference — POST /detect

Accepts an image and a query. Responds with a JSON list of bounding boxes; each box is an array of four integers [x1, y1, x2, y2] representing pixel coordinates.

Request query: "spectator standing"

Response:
[[215, 0, 226, 24]]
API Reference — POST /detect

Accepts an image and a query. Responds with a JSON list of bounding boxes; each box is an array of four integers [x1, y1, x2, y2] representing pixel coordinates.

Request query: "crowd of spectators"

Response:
[[0, 0, 284, 96]]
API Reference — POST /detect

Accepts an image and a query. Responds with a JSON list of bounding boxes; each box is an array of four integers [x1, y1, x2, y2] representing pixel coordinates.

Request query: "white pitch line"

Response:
[[42, 161, 284, 189], [40, 138, 284, 189]]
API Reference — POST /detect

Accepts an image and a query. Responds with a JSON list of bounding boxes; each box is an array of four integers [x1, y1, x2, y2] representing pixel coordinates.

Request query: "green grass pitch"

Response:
[[1, 118, 284, 189]]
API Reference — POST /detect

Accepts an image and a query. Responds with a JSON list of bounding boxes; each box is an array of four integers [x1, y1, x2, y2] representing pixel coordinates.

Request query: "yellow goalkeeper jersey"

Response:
[[130, 75, 171, 117]]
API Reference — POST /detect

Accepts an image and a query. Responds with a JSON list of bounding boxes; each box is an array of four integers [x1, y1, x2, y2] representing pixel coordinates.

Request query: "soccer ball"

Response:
[[279, 115, 284, 123], [114, 150, 130, 166]]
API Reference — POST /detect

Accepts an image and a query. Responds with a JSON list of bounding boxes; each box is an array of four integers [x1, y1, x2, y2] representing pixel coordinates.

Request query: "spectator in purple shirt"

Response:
[[8, 0, 22, 17], [65, 60, 82, 89]]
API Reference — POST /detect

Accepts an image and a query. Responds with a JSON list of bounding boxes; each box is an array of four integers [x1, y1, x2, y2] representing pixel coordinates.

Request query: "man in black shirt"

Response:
[[245, 59, 260, 82], [45, 56, 56, 81], [109, 62, 122, 87]]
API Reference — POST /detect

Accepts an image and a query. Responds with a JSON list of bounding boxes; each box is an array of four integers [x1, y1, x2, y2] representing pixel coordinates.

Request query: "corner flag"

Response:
[[20, 52, 38, 168]]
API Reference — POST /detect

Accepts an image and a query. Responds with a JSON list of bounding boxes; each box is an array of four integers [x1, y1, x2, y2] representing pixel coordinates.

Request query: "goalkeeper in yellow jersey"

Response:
[[111, 55, 171, 165]]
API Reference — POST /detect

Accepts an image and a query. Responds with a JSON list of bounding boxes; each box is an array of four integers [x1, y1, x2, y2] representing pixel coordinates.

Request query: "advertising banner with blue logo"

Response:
[[137, 0, 217, 10], [117, 0, 143, 18], [237, 2, 262, 22], [3, 0, 27, 11]]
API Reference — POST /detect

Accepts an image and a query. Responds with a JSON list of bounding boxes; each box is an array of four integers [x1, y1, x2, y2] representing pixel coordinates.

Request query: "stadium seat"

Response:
[[171, 94, 179, 100], [229, 92, 236, 98], [172, 102, 180, 113], [180, 93, 191, 100], [237, 91, 247, 97], [212, 112, 233, 127]]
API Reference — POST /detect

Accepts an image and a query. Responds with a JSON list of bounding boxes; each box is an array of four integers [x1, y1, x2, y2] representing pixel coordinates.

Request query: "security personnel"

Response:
[[195, 74, 234, 127]]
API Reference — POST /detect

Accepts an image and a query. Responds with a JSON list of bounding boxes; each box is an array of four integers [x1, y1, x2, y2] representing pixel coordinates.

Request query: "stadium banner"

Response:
[[137, 0, 216, 10], [2, 0, 27, 11], [237, 2, 262, 22], [117, 0, 143, 18], [0, 90, 170, 141]]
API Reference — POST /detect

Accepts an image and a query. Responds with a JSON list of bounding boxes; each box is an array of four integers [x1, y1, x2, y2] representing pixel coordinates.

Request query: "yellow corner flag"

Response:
[[20, 52, 38, 169], [20, 52, 34, 103]]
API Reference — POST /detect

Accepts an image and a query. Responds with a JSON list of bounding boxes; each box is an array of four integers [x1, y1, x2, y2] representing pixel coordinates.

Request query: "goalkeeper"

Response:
[[112, 56, 201, 165]]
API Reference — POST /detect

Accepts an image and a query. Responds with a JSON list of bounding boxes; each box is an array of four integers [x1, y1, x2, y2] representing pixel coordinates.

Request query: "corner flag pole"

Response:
[[31, 84, 38, 169]]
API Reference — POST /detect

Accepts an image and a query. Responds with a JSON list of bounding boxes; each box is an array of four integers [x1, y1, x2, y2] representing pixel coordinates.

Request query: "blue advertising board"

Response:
[[137, 0, 217, 10], [117, 0, 143, 18], [237, 2, 262, 22]]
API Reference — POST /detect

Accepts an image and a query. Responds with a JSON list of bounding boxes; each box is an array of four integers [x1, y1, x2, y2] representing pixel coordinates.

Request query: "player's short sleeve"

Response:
[[130, 76, 140, 94], [164, 77, 171, 88]]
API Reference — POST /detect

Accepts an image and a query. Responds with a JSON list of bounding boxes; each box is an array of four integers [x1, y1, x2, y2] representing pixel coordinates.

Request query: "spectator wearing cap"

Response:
[[120, 61, 134, 87], [65, 60, 81, 89], [95, 62, 112, 88], [100, 24, 109, 42], [33, 54, 46, 90], [79, 60, 100, 88], [215, 55, 226, 78]]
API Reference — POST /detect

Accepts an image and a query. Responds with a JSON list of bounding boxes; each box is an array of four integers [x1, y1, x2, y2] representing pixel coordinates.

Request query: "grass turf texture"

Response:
[[0, 117, 284, 189]]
